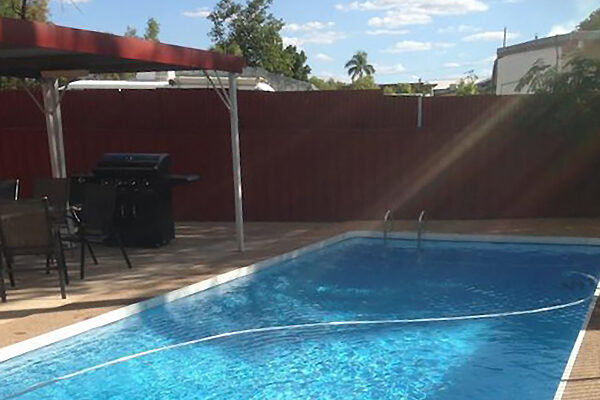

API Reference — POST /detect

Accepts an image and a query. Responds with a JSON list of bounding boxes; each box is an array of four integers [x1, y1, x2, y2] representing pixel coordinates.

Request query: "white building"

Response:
[[494, 30, 600, 95], [67, 67, 315, 92]]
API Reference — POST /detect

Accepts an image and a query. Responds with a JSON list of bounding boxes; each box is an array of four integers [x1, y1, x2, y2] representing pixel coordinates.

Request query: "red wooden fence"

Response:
[[0, 89, 598, 221]]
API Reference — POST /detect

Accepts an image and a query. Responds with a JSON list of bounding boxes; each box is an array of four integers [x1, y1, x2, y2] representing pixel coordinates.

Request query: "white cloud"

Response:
[[369, 12, 431, 28], [284, 21, 335, 32], [384, 40, 433, 52], [336, 0, 488, 28], [182, 7, 211, 18], [462, 31, 520, 42], [282, 37, 301, 47], [443, 62, 462, 68], [437, 24, 481, 34], [335, 0, 488, 13], [365, 29, 409, 35], [547, 21, 576, 36], [283, 21, 345, 46], [283, 31, 346, 46], [373, 63, 406, 75], [383, 40, 454, 53], [314, 53, 334, 62]]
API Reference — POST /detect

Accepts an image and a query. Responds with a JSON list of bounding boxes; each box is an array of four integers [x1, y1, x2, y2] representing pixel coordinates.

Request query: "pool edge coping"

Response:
[[0, 231, 355, 363], [552, 267, 600, 400], [1, 230, 598, 400]]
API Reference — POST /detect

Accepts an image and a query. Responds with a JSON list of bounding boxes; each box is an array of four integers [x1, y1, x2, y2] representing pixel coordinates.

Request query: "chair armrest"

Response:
[[68, 206, 82, 225]]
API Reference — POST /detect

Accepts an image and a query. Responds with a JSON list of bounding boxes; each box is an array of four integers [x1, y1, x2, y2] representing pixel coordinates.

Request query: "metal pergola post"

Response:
[[417, 94, 423, 129], [1, 16, 248, 252], [40, 78, 67, 178], [228, 73, 245, 251]]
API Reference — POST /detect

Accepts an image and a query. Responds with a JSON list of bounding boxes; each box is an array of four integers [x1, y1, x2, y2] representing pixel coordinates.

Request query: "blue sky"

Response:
[[49, 0, 598, 84]]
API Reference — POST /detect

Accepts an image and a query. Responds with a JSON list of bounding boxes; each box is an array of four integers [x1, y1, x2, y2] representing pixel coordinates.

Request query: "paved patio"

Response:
[[1, 219, 600, 400]]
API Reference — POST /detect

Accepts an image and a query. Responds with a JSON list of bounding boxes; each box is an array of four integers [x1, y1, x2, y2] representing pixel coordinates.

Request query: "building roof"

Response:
[[0, 17, 245, 78], [497, 30, 600, 58]]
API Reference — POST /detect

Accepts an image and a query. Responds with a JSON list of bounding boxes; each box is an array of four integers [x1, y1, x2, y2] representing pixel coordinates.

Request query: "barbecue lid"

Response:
[[93, 153, 171, 173]]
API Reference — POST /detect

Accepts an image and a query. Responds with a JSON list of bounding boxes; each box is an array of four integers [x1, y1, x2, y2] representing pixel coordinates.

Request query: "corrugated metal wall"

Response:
[[0, 89, 598, 221]]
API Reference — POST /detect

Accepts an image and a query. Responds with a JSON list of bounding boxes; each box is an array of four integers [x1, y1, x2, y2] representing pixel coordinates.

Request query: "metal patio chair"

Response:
[[32, 178, 70, 225], [0, 179, 19, 201], [65, 184, 132, 280], [33, 177, 75, 275], [0, 198, 68, 302]]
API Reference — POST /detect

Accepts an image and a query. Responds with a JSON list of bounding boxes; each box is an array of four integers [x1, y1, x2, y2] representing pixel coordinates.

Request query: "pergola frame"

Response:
[[0, 17, 247, 251]]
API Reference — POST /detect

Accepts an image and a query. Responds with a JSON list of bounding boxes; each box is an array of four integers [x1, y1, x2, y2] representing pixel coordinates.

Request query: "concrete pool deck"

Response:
[[1, 219, 600, 399]]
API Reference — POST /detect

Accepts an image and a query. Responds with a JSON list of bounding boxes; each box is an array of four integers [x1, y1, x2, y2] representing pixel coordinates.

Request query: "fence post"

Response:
[[417, 94, 423, 129]]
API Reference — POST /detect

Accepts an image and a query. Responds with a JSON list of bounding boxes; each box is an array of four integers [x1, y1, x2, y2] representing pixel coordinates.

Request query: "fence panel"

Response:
[[0, 89, 598, 220]]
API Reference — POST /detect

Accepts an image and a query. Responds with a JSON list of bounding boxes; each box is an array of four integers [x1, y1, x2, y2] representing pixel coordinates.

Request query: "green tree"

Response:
[[515, 59, 556, 93], [123, 18, 160, 41], [124, 25, 138, 38], [282, 45, 311, 81], [209, 0, 281, 67], [396, 83, 415, 94], [578, 8, 600, 31], [383, 86, 396, 95], [144, 17, 160, 42], [349, 75, 378, 90], [455, 70, 479, 96], [516, 8, 600, 95], [0, 0, 48, 21], [345, 51, 375, 82], [514, 56, 600, 136], [0, 0, 49, 89], [382, 83, 418, 95], [308, 76, 346, 90], [516, 57, 600, 94], [208, 0, 311, 81], [209, 0, 239, 47], [210, 42, 244, 57], [309, 75, 380, 91]]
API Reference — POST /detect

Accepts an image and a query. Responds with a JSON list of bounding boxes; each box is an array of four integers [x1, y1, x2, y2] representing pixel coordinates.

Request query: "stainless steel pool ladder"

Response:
[[383, 210, 393, 244], [417, 210, 426, 250]]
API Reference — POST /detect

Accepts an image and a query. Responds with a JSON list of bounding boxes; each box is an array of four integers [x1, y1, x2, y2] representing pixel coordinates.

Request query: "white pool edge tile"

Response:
[[0, 232, 353, 363], [552, 280, 600, 400], [2, 228, 599, 395], [355, 230, 600, 246]]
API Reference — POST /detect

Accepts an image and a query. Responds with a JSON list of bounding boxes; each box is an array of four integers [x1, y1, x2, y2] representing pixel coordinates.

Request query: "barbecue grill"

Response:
[[73, 153, 198, 247]]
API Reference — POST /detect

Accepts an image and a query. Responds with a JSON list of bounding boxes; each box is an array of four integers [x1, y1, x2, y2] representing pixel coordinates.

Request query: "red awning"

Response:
[[0, 17, 245, 78]]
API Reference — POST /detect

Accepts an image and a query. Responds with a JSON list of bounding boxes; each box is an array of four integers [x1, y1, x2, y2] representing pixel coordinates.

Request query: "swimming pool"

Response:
[[1, 235, 599, 399]]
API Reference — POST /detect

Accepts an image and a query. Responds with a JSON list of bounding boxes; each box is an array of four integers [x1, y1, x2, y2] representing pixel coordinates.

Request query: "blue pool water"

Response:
[[1, 237, 600, 399]]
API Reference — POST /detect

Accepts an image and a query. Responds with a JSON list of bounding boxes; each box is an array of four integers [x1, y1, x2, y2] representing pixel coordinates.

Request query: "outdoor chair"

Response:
[[0, 179, 19, 201], [64, 184, 132, 280], [32, 178, 70, 225], [68, 176, 90, 207], [0, 198, 68, 302]]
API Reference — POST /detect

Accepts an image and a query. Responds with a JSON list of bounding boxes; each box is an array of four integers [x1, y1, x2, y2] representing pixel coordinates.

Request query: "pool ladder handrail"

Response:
[[383, 210, 393, 244], [417, 210, 426, 250]]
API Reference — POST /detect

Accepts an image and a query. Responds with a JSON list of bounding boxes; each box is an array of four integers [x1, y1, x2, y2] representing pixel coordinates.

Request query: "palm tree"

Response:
[[345, 51, 376, 81]]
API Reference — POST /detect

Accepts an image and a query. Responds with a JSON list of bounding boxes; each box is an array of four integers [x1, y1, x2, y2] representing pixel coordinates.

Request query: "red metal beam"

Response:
[[0, 17, 245, 77]]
